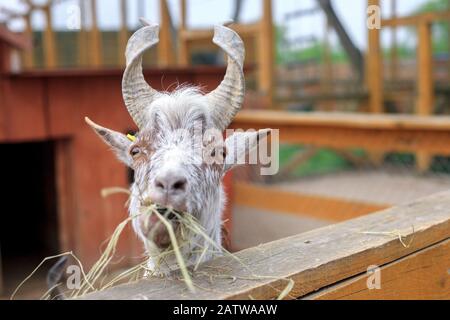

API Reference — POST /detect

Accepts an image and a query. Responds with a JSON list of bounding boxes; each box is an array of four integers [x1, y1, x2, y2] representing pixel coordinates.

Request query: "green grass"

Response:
[[279, 145, 351, 177]]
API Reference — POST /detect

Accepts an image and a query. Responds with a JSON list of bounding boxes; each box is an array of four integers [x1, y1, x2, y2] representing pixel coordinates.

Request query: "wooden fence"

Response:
[[368, 2, 450, 171], [82, 188, 450, 300], [0, 0, 275, 104], [228, 110, 450, 221]]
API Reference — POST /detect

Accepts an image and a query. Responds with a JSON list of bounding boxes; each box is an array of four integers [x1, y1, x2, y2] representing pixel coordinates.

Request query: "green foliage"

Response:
[[275, 25, 349, 65], [412, 0, 450, 54], [279, 145, 351, 177]]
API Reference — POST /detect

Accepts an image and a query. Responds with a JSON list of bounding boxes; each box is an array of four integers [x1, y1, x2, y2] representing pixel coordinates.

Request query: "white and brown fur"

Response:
[[48, 21, 271, 297]]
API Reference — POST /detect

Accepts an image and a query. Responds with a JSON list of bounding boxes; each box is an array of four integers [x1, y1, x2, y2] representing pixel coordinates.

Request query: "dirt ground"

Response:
[[276, 169, 450, 205], [0, 256, 49, 300], [231, 169, 450, 250]]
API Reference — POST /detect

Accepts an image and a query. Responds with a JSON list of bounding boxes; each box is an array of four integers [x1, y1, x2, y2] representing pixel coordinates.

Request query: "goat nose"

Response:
[[154, 173, 187, 193]]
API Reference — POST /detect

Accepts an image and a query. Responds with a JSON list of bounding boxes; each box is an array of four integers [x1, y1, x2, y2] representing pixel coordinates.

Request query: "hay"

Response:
[[13, 187, 295, 300], [360, 225, 415, 248], [149, 207, 195, 292], [10, 251, 92, 300]]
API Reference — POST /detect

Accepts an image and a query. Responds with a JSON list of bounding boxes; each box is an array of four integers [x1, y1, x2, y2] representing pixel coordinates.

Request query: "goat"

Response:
[[50, 21, 271, 290]]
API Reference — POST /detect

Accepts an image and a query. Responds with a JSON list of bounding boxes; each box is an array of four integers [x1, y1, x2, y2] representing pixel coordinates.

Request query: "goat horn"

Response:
[[122, 21, 161, 128], [206, 24, 245, 131]]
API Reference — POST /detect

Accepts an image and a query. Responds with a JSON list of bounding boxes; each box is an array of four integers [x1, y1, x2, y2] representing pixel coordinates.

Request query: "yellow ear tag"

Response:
[[127, 134, 136, 142]]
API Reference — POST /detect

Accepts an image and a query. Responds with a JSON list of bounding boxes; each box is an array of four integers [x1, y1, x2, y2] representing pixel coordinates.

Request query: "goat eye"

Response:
[[130, 146, 140, 157]]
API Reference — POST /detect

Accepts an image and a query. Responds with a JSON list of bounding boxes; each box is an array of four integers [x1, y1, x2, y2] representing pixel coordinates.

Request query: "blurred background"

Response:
[[0, 0, 449, 298]]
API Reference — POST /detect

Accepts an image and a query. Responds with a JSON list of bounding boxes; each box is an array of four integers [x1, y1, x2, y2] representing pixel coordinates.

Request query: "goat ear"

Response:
[[85, 117, 132, 166], [224, 128, 272, 172]]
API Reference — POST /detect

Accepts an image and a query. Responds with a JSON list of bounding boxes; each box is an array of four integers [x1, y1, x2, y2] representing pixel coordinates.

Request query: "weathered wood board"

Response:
[[82, 190, 450, 300], [230, 111, 450, 155], [305, 239, 449, 300]]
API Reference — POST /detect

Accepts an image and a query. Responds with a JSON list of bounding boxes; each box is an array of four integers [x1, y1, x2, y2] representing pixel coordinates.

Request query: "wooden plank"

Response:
[[78, 0, 88, 66], [277, 91, 368, 103], [89, 0, 102, 67], [180, 23, 260, 42], [22, 14, 34, 69], [234, 182, 389, 221], [178, 0, 189, 66], [230, 111, 450, 155], [258, 0, 274, 106], [118, 0, 128, 67], [158, 0, 175, 67], [0, 77, 48, 141], [417, 21, 434, 116], [382, 11, 450, 27], [43, 5, 57, 68], [55, 139, 76, 252], [416, 20, 434, 172], [390, 0, 398, 81], [232, 110, 450, 131], [82, 190, 450, 300], [307, 239, 450, 300]]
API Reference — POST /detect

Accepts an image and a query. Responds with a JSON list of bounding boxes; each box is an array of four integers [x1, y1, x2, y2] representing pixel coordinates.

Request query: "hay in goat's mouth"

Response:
[[12, 188, 295, 300]]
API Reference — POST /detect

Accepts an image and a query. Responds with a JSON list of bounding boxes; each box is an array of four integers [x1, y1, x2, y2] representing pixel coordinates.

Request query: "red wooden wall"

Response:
[[0, 66, 233, 267]]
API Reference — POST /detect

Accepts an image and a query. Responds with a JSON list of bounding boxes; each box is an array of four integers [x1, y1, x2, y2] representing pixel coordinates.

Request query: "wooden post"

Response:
[[178, 0, 189, 66], [321, 19, 333, 111], [158, 0, 176, 67], [390, 0, 398, 80], [43, 4, 57, 68], [367, 0, 384, 165], [258, 0, 274, 108], [118, 0, 128, 67], [367, 0, 383, 113], [416, 19, 434, 172], [22, 13, 33, 69], [448, 2, 450, 81], [89, 0, 102, 67], [417, 21, 434, 115], [78, 0, 88, 66]]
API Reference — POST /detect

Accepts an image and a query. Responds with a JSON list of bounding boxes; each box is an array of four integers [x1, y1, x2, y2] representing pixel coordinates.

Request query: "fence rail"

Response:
[[228, 110, 450, 221], [82, 189, 450, 300]]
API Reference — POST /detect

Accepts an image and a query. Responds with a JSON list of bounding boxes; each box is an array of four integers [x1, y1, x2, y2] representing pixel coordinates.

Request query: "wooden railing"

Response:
[[0, 0, 275, 103], [82, 189, 450, 300], [176, 0, 274, 104], [229, 110, 450, 220], [367, 1, 450, 171]]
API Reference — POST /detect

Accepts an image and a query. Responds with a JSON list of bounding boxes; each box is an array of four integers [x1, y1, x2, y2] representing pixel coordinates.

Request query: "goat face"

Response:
[[85, 22, 271, 253], [127, 89, 229, 248]]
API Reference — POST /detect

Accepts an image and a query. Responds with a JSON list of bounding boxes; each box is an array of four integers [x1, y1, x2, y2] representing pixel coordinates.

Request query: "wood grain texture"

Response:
[[82, 190, 450, 300], [415, 20, 434, 172], [230, 111, 450, 154], [306, 239, 449, 300], [232, 110, 450, 130], [234, 182, 389, 221], [382, 11, 450, 27]]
